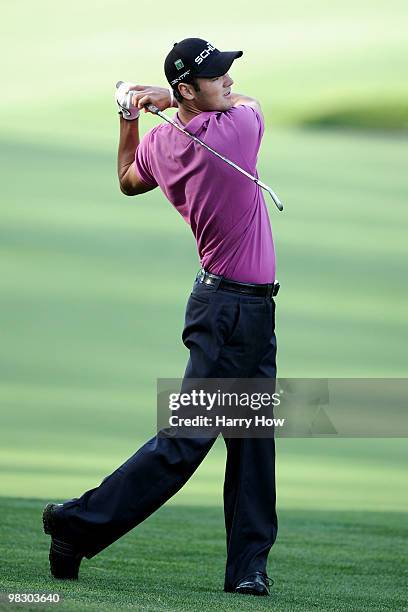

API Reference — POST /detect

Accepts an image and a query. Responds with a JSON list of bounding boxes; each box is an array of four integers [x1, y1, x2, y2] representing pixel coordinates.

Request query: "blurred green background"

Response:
[[1, 0, 407, 515]]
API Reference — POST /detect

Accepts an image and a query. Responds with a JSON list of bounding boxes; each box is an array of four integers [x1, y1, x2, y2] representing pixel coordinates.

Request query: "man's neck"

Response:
[[177, 103, 203, 126]]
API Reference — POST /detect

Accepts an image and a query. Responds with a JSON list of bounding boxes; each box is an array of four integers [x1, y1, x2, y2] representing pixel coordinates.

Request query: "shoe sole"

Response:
[[235, 587, 269, 596]]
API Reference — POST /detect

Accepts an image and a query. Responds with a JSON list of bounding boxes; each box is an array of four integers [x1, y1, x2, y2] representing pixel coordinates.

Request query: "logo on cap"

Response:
[[195, 42, 216, 65], [170, 69, 191, 86], [174, 59, 184, 70]]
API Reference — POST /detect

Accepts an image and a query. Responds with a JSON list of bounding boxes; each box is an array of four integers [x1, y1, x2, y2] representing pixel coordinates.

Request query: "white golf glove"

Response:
[[115, 81, 140, 120]]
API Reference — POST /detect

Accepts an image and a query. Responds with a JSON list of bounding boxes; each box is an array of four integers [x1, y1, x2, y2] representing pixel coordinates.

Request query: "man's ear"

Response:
[[178, 82, 195, 101]]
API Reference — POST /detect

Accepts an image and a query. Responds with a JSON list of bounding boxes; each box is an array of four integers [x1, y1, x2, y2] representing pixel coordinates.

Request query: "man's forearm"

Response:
[[117, 116, 140, 183]]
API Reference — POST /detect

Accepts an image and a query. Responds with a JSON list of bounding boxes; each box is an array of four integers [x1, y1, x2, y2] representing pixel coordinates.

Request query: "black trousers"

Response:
[[55, 277, 278, 591]]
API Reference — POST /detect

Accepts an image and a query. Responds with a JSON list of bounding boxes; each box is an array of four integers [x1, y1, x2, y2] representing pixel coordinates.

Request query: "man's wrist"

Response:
[[119, 114, 139, 124]]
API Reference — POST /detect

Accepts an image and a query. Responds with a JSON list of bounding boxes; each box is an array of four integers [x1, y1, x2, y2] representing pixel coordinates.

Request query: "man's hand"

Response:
[[125, 85, 177, 112], [116, 81, 141, 120]]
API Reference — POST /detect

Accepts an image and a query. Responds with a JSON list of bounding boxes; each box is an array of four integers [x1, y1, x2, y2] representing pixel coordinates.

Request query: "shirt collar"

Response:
[[173, 111, 217, 135]]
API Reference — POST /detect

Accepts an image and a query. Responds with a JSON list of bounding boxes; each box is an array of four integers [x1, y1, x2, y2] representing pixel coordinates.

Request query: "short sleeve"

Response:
[[226, 105, 265, 169], [135, 130, 158, 188]]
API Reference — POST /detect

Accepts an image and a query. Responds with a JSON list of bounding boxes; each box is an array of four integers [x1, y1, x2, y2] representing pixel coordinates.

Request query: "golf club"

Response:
[[145, 104, 283, 212]]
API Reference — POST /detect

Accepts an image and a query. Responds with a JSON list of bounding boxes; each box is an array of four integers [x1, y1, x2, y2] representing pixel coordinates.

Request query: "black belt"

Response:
[[196, 269, 280, 298]]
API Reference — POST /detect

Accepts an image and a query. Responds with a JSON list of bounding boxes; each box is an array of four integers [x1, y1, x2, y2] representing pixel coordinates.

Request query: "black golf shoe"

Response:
[[234, 571, 273, 596], [42, 503, 83, 580]]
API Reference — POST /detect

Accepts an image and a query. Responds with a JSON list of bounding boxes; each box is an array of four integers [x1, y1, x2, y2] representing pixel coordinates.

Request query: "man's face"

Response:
[[183, 73, 234, 111]]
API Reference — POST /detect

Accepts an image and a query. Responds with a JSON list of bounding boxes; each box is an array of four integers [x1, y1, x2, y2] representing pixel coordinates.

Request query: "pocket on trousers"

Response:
[[190, 293, 211, 305], [217, 302, 241, 345]]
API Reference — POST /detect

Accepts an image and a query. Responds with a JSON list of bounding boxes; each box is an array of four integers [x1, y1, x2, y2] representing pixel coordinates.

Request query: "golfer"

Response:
[[43, 38, 279, 597]]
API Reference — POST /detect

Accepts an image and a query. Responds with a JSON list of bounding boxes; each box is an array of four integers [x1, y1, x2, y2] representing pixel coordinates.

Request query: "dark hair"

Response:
[[173, 77, 201, 103]]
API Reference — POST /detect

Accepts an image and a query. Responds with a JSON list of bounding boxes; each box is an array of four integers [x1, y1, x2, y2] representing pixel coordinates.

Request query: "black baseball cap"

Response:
[[165, 38, 243, 88]]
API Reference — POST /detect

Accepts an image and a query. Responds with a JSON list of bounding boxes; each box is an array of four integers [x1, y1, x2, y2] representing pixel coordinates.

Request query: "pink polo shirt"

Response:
[[135, 104, 275, 283]]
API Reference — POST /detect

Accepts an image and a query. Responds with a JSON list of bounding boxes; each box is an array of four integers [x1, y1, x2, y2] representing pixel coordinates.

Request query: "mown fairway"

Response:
[[1, 0, 407, 609], [1, 500, 407, 611]]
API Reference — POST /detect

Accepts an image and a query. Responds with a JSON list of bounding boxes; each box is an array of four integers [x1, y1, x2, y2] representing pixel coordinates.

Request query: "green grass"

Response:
[[1, 498, 407, 611], [1, 0, 408, 137], [1, 126, 407, 506]]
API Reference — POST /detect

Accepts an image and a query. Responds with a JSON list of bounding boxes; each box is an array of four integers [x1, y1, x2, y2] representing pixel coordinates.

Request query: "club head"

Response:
[[256, 180, 283, 211], [266, 187, 284, 211]]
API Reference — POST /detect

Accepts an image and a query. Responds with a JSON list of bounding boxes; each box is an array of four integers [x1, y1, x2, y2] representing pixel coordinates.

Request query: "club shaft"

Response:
[[146, 104, 283, 211]]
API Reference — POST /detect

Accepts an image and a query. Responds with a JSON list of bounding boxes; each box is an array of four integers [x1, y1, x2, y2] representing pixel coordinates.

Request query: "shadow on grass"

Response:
[[298, 99, 408, 135]]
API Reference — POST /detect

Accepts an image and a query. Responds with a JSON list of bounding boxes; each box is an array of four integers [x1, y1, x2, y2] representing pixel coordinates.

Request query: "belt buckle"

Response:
[[266, 281, 280, 299], [196, 268, 205, 283]]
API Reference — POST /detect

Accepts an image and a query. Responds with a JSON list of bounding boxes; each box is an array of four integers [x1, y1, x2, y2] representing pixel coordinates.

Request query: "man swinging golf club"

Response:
[[43, 37, 280, 597]]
